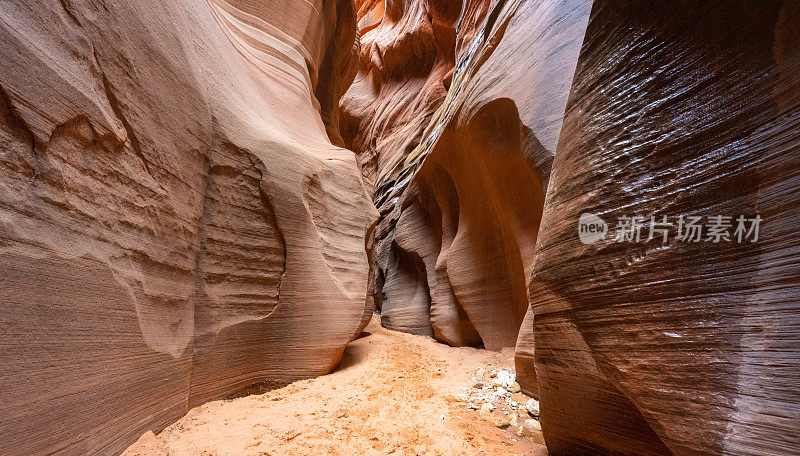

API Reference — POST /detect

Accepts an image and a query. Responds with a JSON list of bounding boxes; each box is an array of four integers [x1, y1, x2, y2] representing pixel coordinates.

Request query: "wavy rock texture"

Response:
[[344, 0, 590, 350], [0, 1, 376, 455], [526, 1, 800, 455], [341, 0, 471, 189]]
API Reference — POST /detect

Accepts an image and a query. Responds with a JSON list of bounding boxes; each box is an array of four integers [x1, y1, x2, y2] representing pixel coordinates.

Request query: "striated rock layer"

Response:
[[346, 1, 800, 454], [0, 1, 376, 455], [344, 0, 590, 349], [524, 1, 800, 455]]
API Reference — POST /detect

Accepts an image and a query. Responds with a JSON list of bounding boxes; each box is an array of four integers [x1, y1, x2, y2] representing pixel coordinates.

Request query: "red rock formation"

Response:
[[525, 1, 800, 454], [346, 0, 590, 349], [0, 0, 376, 454], [341, 0, 473, 188]]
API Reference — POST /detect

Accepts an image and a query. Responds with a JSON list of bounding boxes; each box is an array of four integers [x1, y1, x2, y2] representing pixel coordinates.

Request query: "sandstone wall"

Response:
[[525, 1, 800, 454], [341, 0, 479, 189], [345, 1, 800, 454], [344, 0, 590, 349], [0, 1, 377, 454]]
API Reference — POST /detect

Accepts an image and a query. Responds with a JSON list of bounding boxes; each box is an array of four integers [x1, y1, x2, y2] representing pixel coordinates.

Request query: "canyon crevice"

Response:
[[342, 0, 590, 353], [344, 0, 800, 455]]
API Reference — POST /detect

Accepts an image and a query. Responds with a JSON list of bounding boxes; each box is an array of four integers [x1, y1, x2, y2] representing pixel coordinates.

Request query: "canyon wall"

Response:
[[527, 1, 800, 454], [0, 1, 376, 455], [2, 0, 798, 454], [346, 0, 800, 454], [343, 0, 591, 349]]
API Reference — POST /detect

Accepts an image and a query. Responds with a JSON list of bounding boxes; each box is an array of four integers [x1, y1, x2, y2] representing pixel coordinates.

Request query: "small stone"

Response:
[[496, 387, 508, 396], [481, 402, 495, 412], [508, 382, 521, 393], [496, 370, 515, 388], [515, 419, 542, 438], [492, 415, 511, 429], [525, 399, 540, 417], [516, 426, 536, 438], [509, 414, 518, 426], [467, 402, 479, 410], [472, 383, 484, 389], [524, 419, 541, 431]]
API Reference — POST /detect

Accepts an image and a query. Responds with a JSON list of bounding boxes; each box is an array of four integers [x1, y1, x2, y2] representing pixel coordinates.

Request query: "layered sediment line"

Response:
[[528, 2, 800, 454], [344, 1, 800, 455], [344, 0, 590, 349]]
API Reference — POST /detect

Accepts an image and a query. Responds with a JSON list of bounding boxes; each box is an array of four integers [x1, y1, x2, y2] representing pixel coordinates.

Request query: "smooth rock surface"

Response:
[[346, 0, 591, 349], [525, 1, 800, 455], [0, 1, 376, 455]]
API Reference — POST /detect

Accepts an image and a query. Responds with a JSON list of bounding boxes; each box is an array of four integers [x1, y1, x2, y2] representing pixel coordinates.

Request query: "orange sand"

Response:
[[124, 318, 547, 456]]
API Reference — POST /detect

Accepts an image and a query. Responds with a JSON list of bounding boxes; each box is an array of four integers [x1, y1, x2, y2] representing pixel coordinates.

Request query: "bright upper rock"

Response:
[[343, 0, 590, 349]]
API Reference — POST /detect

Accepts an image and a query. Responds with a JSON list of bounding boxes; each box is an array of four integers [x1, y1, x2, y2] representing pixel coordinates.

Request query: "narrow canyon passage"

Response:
[[1, 0, 799, 454], [124, 318, 548, 456]]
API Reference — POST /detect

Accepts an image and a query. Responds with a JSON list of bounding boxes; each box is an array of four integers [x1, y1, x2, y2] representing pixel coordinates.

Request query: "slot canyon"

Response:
[[0, 0, 798, 455]]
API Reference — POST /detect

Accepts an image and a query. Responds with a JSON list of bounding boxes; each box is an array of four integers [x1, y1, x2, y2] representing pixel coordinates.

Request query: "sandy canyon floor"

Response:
[[124, 318, 548, 456]]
